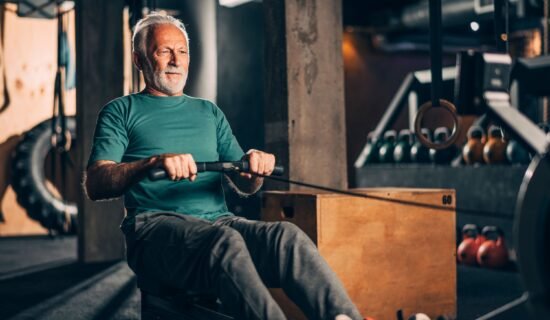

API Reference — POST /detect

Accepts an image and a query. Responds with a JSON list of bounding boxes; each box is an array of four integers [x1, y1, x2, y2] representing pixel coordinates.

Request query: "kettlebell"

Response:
[[506, 139, 530, 164], [410, 128, 432, 163], [364, 131, 381, 164], [394, 129, 413, 163], [462, 125, 485, 165], [429, 127, 457, 164], [483, 126, 508, 164], [477, 226, 509, 269], [457, 224, 486, 266], [378, 130, 397, 163]]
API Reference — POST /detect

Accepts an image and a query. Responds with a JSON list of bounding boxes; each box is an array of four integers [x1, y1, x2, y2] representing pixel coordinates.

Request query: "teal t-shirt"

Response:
[[87, 93, 245, 226]]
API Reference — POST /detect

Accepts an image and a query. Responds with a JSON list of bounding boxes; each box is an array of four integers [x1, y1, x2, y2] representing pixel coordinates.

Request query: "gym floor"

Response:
[[0, 235, 528, 320]]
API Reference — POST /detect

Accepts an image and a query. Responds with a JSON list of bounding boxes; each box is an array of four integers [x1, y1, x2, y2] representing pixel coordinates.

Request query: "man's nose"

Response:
[[170, 52, 182, 66]]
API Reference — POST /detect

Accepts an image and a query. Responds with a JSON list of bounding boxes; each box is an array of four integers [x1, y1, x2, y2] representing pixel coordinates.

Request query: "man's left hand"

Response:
[[241, 149, 276, 179]]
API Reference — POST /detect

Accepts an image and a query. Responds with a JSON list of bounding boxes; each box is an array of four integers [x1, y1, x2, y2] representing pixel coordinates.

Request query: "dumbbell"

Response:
[[457, 224, 486, 266], [394, 129, 413, 163], [378, 130, 397, 163], [483, 125, 508, 164], [462, 125, 485, 165], [430, 127, 457, 164], [506, 139, 530, 164], [364, 131, 382, 164], [410, 128, 432, 163], [477, 226, 509, 269]]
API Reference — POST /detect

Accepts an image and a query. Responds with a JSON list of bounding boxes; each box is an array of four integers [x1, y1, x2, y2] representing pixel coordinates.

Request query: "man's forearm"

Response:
[[85, 157, 157, 201]]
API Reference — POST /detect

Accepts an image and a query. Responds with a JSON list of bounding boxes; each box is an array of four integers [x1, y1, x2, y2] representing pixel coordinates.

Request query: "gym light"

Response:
[[219, 0, 260, 8]]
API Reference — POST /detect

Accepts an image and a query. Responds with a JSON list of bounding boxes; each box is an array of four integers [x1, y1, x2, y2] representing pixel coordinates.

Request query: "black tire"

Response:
[[11, 117, 78, 234]]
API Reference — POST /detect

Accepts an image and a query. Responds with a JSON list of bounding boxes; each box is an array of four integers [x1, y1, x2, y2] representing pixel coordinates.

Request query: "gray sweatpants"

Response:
[[124, 212, 362, 320]]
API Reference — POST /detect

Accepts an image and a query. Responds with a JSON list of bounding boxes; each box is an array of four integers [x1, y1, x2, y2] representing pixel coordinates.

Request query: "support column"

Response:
[[264, 0, 347, 190], [76, 0, 125, 262], [178, 0, 217, 102]]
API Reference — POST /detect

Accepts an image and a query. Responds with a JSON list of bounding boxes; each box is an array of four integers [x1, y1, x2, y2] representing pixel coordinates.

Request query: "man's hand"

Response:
[[85, 153, 197, 201], [155, 153, 198, 182], [240, 149, 276, 179]]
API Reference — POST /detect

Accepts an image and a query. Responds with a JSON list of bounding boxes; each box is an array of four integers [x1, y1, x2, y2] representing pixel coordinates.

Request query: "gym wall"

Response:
[[342, 30, 464, 185], [0, 5, 76, 236]]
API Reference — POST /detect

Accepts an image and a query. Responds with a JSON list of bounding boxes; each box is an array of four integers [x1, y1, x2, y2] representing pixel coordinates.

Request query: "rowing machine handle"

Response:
[[148, 161, 285, 181]]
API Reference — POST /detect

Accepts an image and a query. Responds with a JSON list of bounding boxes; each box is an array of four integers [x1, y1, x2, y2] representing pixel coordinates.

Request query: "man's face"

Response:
[[141, 24, 190, 96]]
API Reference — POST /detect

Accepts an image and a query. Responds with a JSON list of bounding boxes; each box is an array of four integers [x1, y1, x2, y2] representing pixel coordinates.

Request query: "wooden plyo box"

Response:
[[262, 188, 456, 320]]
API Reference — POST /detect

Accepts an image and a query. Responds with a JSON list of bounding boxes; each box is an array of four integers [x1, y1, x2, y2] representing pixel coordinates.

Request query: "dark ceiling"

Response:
[[343, 0, 421, 26]]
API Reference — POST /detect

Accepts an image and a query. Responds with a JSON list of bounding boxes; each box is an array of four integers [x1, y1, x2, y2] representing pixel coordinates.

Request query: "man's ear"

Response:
[[132, 52, 143, 71]]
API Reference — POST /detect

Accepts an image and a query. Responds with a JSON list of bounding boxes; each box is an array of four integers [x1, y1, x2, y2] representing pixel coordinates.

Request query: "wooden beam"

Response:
[[76, 0, 125, 262], [264, 0, 347, 190]]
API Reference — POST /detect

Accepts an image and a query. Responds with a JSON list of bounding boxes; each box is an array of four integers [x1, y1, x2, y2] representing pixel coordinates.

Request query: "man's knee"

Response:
[[275, 221, 311, 245], [213, 226, 247, 252], [209, 227, 256, 282]]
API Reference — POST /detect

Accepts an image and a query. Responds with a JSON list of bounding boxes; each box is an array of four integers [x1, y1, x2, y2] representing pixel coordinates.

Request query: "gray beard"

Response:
[[153, 71, 186, 95], [142, 59, 186, 95]]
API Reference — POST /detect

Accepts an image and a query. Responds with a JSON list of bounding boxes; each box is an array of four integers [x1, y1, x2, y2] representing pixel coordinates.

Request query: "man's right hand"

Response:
[[154, 153, 198, 182], [85, 153, 197, 201]]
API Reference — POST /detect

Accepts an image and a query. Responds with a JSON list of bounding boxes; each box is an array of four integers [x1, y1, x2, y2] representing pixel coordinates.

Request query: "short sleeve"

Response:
[[87, 102, 129, 167], [213, 103, 245, 161]]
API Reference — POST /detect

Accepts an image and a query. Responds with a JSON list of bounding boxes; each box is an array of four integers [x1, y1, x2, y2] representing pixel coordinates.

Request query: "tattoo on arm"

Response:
[[84, 157, 157, 201]]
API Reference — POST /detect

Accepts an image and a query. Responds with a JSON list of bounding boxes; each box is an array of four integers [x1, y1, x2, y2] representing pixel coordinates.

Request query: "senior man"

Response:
[[85, 12, 362, 320]]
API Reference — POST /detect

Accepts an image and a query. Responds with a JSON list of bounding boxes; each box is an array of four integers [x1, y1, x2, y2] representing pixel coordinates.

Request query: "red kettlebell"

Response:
[[477, 226, 509, 269], [457, 224, 486, 266]]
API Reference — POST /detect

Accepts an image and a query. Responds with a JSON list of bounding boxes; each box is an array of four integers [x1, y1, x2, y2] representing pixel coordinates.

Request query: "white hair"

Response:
[[132, 11, 190, 57]]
